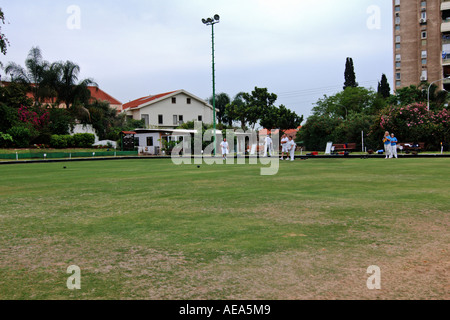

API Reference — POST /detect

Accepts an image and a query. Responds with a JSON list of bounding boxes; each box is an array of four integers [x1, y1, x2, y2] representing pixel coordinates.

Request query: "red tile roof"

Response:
[[122, 90, 179, 110], [260, 127, 302, 136], [1, 82, 122, 106], [88, 86, 122, 105]]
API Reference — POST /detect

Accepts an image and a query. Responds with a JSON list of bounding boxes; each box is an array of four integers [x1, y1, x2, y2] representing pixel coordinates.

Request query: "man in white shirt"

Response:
[[264, 135, 273, 157], [280, 134, 289, 160], [287, 136, 296, 161], [220, 138, 229, 160]]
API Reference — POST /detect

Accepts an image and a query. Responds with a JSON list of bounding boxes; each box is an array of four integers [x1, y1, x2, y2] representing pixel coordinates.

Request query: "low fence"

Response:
[[0, 151, 138, 161]]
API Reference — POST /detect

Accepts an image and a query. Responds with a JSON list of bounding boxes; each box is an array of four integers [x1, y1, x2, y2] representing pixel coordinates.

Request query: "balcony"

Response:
[[442, 20, 450, 32], [442, 1, 450, 11]]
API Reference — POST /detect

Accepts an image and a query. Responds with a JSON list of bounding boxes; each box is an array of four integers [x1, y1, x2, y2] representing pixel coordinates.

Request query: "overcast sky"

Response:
[[1, 0, 393, 120]]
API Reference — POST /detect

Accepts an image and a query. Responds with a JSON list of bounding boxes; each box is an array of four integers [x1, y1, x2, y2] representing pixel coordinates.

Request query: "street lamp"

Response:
[[335, 103, 348, 119], [427, 76, 450, 111], [202, 14, 220, 156]]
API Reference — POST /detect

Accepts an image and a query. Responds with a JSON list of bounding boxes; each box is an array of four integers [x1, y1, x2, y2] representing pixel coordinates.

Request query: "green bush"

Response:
[[0, 132, 13, 148], [72, 133, 95, 148], [50, 135, 71, 149], [7, 126, 33, 148], [50, 133, 95, 149]]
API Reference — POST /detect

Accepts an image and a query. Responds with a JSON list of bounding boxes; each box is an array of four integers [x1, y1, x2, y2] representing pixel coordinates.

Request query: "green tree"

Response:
[[313, 87, 385, 118], [343, 57, 358, 90], [52, 60, 97, 108], [377, 74, 391, 99], [47, 108, 75, 135], [86, 100, 118, 140], [0, 8, 9, 55], [208, 93, 230, 124], [223, 92, 245, 128], [5, 47, 50, 104], [242, 87, 278, 130], [260, 104, 303, 132], [388, 83, 448, 110], [296, 115, 343, 151]]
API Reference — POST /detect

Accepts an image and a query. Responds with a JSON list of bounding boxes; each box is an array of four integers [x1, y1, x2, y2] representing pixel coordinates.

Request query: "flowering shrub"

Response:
[[375, 103, 450, 150], [18, 105, 49, 130]]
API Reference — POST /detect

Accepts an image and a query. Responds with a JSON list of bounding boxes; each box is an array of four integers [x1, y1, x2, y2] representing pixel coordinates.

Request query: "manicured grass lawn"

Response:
[[0, 158, 448, 300]]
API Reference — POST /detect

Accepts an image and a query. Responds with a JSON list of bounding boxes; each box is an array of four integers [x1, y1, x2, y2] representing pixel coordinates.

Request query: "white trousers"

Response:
[[290, 149, 295, 161], [389, 145, 398, 158], [384, 144, 391, 158], [264, 144, 272, 157]]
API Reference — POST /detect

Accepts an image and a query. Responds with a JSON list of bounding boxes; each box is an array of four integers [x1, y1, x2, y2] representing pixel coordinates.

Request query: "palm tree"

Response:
[[5, 46, 49, 104], [52, 60, 97, 108]]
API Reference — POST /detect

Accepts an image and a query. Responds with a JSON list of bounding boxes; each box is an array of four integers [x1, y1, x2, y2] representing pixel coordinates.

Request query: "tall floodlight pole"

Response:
[[202, 14, 220, 156]]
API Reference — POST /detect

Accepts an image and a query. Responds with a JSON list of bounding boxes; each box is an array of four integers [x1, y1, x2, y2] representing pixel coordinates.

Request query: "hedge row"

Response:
[[50, 133, 96, 149]]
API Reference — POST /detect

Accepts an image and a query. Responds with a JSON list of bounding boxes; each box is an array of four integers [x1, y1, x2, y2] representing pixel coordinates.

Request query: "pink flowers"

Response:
[[18, 105, 49, 129]]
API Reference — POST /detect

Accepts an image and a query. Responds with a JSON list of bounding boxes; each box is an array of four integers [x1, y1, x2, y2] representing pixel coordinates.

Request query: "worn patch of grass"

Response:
[[0, 158, 448, 300]]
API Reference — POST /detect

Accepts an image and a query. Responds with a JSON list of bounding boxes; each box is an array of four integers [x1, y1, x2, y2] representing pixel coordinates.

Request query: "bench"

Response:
[[332, 143, 357, 153], [398, 142, 425, 154]]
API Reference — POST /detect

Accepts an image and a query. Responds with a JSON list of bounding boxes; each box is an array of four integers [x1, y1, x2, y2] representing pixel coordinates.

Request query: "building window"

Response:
[[198, 115, 203, 122], [396, 62, 401, 68], [421, 50, 427, 58], [158, 115, 163, 125], [420, 12, 427, 23], [396, 54, 401, 61], [395, 25, 400, 31], [422, 58, 427, 65], [395, 16, 401, 25], [395, 6, 400, 12], [396, 81, 401, 87], [179, 115, 184, 124], [187, 98, 191, 104], [147, 137, 154, 147], [421, 70, 428, 81], [421, 1, 426, 8], [173, 115, 178, 125], [395, 35, 401, 43], [141, 114, 149, 127], [172, 97, 177, 104], [421, 31, 427, 39], [396, 43, 401, 50], [395, 0, 400, 5], [396, 73, 401, 80]]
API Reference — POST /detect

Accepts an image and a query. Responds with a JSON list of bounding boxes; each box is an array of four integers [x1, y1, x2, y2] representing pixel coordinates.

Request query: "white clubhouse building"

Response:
[[122, 90, 215, 129]]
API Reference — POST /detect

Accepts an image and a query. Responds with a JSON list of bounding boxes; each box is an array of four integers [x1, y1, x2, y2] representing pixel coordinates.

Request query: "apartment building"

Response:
[[393, 0, 450, 91]]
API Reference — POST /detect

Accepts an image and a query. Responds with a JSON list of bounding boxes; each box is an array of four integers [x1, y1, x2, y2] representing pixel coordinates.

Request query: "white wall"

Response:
[[136, 132, 162, 155], [131, 92, 214, 127], [70, 124, 99, 143]]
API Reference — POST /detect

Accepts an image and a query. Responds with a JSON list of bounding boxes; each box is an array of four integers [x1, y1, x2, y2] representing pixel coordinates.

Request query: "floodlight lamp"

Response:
[[214, 14, 220, 21], [202, 18, 207, 24], [207, 18, 213, 23]]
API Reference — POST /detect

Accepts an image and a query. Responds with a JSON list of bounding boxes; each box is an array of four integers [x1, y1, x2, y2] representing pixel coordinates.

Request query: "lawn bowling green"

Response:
[[0, 158, 448, 299]]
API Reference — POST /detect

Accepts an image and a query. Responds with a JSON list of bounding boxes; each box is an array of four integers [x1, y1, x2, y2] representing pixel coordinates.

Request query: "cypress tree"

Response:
[[343, 57, 358, 90], [377, 74, 391, 99]]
